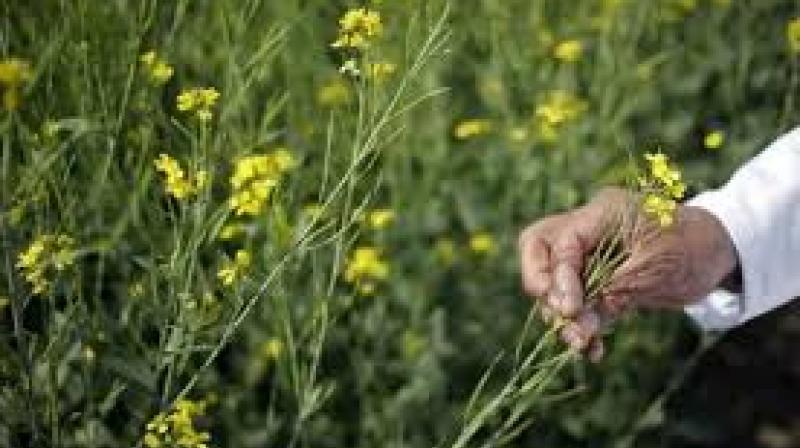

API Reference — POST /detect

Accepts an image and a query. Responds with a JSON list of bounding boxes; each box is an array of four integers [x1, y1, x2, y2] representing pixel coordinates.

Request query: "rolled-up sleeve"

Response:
[[685, 127, 800, 331]]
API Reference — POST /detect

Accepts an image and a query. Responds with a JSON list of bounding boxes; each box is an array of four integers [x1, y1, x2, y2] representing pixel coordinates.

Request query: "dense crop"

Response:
[[1, 1, 798, 447]]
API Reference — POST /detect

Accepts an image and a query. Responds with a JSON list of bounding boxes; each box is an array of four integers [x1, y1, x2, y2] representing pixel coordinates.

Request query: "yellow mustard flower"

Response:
[[643, 194, 678, 227], [534, 90, 587, 142], [553, 39, 583, 63], [642, 153, 686, 199], [81, 344, 96, 363], [454, 119, 493, 140], [16, 234, 76, 295], [787, 18, 800, 54], [261, 337, 284, 360], [365, 208, 395, 230], [154, 154, 207, 200], [366, 61, 397, 82], [217, 250, 251, 287], [139, 50, 174, 85], [639, 153, 686, 227], [704, 130, 725, 150], [0, 58, 32, 111], [229, 149, 296, 216], [218, 222, 246, 241], [344, 246, 389, 296], [177, 87, 220, 122], [144, 398, 213, 448], [331, 8, 383, 50], [469, 232, 496, 255], [317, 78, 352, 107]]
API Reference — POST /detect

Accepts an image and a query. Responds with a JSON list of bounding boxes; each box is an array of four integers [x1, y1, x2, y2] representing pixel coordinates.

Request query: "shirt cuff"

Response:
[[684, 289, 743, 331]]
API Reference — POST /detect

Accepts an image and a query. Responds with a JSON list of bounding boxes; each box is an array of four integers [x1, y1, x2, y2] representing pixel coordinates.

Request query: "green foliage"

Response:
[[0, 0, 797, 447]]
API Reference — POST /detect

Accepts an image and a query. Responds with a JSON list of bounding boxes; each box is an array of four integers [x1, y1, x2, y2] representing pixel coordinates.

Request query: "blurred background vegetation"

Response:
[[1, 0, 798, 447]]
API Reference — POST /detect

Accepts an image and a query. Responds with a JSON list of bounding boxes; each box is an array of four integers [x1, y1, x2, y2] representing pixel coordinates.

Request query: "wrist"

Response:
[[682, 205, 740, 293]]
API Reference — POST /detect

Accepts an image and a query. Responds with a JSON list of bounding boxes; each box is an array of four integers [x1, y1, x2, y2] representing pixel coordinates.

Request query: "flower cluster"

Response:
[[364, 208, 395, 230], [534, 90, 588, 142], [217, 249, 251, 287], [639, 153, 686, 227], [788, 18, 800, 54], [261, 337, 284, 361], [331, 8, 384, 50], [218, 222, 246, 241], [144, 399, 213, 448], [16, 234, 76, 295], [140, 51, 174, 86], [331, 8, 385, 77], [154, 154, 209, 200], [344, 246, 389, 296], [469, 232, 496, 255], [177, 87, 220, 122], [366, 62, 397, 82], [229, 149, 295, 216], [453, 118, 493, 140], [0, 58, 32, 111], [704, 130, 725, 150], [552, 39, 583, 63], [317, 78, 352, 107]]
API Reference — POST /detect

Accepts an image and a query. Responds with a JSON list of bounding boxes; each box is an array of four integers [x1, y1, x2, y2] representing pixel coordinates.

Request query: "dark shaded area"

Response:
[[662, 300, 800, 448]]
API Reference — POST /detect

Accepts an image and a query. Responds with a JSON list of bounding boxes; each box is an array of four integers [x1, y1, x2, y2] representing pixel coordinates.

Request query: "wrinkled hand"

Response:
[[517, 188, 738, 360]]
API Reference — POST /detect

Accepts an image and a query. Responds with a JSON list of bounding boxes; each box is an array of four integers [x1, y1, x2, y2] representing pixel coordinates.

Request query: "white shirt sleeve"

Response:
[[685, 127, 800, 331]]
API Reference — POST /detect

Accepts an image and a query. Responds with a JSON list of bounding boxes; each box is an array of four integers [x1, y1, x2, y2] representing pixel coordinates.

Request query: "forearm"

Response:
[[686, 127, 800, 330]]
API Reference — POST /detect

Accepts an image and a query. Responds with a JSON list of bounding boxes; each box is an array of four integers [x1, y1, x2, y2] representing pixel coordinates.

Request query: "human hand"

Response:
[[517, 188, 738, 359]]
